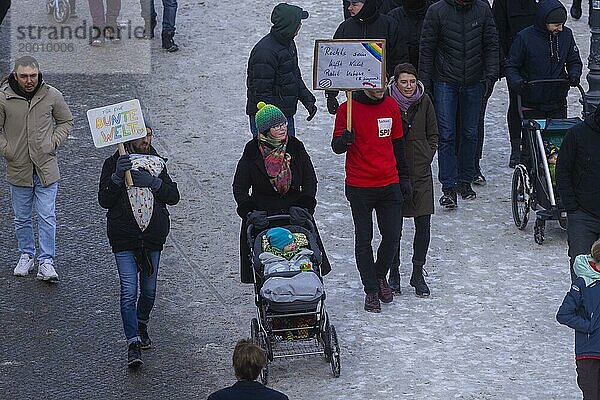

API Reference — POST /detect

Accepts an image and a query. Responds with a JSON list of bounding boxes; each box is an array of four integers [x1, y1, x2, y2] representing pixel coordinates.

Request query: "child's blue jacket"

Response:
[[557, 277, 600, 358]]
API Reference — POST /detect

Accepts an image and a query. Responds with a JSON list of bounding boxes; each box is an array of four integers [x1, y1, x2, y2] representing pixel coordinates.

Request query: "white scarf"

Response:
[[127, 154, 165, 231]]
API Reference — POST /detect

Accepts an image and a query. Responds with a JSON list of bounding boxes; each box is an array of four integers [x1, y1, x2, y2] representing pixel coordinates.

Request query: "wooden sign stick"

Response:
[[117, 143, 133, 188], [346, 90, 353, 131]]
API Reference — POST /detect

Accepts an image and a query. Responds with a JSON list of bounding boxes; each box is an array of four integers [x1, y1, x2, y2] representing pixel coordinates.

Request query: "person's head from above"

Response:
[[592, 239, 600, 263], [267, 227, 297, 252], [348, 0, 364, 16], [127, 119, 153, 154], [233, 339, 267, 381], [394, 63, 418, 97], [13, 56, 40, 93], [255, 102, 288, 141], [271, 3, 309, 39], [454, 0, 474, 6], [545, 7, 566, 35], [364, 86, 386, 100]]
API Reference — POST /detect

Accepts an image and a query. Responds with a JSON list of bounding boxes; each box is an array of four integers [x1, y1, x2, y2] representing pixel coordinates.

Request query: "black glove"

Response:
[[131, 169, 162, 190], [399, 180, 413, 205], [111, 154, 132, 186], [341, 129, 354, 145], [569, 76, 580, 87], [289, 206, 312, 227], [327, 95, 339, 115], [514, 80, 527, 95], [484, 78, 495, 99], [247, 210, 269, 230], [306, 103, 317, 121]]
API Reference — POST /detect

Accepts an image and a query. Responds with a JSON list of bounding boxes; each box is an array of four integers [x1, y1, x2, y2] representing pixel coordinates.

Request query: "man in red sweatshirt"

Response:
[[332, 87, 412, 312]]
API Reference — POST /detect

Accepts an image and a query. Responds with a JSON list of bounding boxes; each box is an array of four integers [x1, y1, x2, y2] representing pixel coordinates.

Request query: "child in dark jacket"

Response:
[[557, 239, 600, 398]]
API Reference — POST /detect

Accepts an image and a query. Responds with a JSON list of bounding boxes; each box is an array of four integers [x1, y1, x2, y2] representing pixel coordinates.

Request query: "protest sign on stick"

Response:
[[87, 99, 147, 188], [313, 39, 386, 131]]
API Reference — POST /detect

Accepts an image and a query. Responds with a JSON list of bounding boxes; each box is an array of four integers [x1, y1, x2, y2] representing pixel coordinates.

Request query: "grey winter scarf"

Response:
[[389, 81, 424, 112]]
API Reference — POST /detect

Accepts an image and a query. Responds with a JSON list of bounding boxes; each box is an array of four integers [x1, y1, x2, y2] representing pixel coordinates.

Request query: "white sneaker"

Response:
[[37, 259, 59, 282], [13, 254, 34, 276]]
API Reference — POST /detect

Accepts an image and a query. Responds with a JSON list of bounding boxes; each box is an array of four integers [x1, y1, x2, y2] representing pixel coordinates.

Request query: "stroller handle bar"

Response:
[[516, 78, 588, 118]]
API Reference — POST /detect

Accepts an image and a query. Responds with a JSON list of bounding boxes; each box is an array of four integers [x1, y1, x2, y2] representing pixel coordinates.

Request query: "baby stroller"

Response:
[[511, 79, 587, 244], [246, 214, 340, 385], [46, 0, 71, 23]]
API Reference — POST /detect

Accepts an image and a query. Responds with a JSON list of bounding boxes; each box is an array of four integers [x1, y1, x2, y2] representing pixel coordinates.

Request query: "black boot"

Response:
[[388, 266, 401, 294], [409, 265, 430, 297], [138, 322, 152, 349], [143, 18, 156, 39], [571, 0, 582, 19], [161, 31, 179, 52], [127, 341, 143, 368], [509, 140, 521, 168]]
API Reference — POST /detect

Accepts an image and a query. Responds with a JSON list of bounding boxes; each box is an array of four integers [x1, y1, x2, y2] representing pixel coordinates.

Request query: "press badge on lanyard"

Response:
[[378, 118, 392, 137]]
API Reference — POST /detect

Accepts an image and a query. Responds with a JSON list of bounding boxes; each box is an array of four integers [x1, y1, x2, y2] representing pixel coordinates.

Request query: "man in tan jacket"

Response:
[[0, 56, 73, 281]]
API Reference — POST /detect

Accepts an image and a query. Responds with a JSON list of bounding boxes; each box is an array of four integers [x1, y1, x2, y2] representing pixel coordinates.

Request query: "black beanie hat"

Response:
[[402, 0, 424, 11], [546, 7, 567, 24]]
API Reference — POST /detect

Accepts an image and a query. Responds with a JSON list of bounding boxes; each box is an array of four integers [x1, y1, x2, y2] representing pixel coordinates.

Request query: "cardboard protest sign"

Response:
[[87, 99, 147, 148], [313, 39, 386, 91]]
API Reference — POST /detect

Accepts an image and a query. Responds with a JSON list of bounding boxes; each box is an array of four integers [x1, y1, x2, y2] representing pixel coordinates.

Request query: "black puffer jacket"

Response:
[[556, 114, 600, 219], [418, 0, 499, 92], [246, 4, 315, 117], [334, 0, 408, 78], [491, 0, 539, 62], [98, 148, 180, 253], [504, 0, 582, 111], [387, 0, 434, 69]]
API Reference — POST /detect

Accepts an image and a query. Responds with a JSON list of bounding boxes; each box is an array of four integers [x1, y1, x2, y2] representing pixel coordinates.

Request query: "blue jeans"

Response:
[[140, 0, 177, 33], [115, 250, 160, 344], [249, 115, 295, 138], [433, 81, 484, 189], [9, 174, 58, 262]]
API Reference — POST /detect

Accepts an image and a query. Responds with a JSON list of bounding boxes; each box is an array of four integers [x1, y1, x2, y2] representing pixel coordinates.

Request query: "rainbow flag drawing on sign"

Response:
[[362, 42, 383, 62]]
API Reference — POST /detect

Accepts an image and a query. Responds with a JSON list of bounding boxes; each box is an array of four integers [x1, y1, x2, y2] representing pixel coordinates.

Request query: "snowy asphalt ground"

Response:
[[0, 0, 592, 398]]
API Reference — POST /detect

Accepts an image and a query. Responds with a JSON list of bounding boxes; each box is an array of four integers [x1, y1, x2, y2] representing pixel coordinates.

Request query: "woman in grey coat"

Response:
[[387, 63, 438, 297]]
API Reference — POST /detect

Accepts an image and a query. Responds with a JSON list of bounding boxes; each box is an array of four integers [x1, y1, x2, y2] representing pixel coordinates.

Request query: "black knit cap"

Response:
[[546, 7, 567, 24]]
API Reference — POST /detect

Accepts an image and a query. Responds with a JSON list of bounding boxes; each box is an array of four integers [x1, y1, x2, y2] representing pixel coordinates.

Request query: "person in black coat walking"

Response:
[[504, 0, 582, 168], [419, 0, 498, 208], [246, 3, 317, 137], [492, 0, 541, 168], [326, 0, 408, 115], [556, 107, 600, 283], [233, 102, 329, 283], [98, 122, 180, 368], [207, 339, 288, 400], [387, 0, 434, 69]]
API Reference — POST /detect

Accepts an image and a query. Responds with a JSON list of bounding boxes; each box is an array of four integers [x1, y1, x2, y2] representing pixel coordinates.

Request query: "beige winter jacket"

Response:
[[0, 76, 73, 187]]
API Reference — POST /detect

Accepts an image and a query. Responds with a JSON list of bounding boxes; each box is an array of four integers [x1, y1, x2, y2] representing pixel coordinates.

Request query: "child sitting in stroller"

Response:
[[258, 227, 324, 304]]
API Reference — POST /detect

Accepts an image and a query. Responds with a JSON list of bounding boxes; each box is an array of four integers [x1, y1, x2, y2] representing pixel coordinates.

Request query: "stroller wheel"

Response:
[[53, 0, 71, 23], [257, 331, 270, 385], [559, 212, 568, 231], [250, 318, 259, 341], [322, 316, 332, 362], [511, 165, 531, 230], [329, 325, 341, 378], [534, 219, 545, 245]]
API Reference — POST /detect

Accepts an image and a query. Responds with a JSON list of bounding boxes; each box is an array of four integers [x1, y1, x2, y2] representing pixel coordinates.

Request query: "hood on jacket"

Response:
[[402, 0, 430, 15], [584, 106, 600, 133], [354, 0, 382, 23], [574, 254, 600, 287], [534, 0, 566, 33], [270, 3, 309, 42]]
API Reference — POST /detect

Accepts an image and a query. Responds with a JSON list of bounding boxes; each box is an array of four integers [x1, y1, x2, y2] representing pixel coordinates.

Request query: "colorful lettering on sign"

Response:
[[96, 109, 142, 145]]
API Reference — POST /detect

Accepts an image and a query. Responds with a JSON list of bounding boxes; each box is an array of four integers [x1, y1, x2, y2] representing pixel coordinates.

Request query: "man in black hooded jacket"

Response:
[[387, 0, 434, 69], [556, 108, 600, 283], [492, 0, 541, 168], [326, 0, 408, 115], [246, 3, 317, 137]]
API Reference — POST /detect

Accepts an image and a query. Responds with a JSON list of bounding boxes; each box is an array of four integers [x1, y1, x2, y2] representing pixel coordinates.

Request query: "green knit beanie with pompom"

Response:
[[255, 101, 287, 134]]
